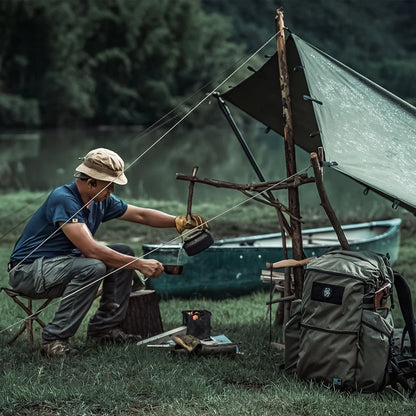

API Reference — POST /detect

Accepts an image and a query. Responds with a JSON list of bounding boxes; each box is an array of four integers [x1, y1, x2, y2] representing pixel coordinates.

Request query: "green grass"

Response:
[[2, 293, 416, 416], [1, 192, 416, 415]]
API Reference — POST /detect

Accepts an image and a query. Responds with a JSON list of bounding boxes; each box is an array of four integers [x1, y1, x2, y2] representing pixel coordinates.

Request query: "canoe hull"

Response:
[[142, 219, 401, 299]]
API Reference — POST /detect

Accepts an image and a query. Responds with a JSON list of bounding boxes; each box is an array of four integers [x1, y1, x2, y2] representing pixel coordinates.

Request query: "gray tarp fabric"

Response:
[[221, 34, 416, 213]]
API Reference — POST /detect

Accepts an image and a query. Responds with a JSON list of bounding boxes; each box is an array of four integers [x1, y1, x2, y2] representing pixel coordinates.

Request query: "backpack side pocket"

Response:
[[284, 299, 302, 374], [358, 309, 393, 392]]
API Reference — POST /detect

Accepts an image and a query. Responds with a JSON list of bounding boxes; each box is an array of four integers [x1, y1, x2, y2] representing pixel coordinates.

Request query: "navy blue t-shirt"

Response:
[[10, 182, 128, 262]]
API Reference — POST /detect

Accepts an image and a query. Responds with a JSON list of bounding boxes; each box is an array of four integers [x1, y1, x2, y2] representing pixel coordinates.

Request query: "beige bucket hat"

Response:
[[75, 148, 128, 185]]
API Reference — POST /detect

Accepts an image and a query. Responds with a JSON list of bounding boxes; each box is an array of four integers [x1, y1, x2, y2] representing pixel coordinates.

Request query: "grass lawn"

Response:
[[1, 193, 416, 415]]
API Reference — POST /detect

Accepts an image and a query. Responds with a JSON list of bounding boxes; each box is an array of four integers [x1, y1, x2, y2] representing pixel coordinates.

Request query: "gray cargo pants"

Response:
[[8, 244, 135, 341]]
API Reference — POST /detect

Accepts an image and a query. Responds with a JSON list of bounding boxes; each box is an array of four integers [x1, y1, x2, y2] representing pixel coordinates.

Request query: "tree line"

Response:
[[0, 0, 414, 128], [203, 0, 416, 106], [0, 0, 242, 127]]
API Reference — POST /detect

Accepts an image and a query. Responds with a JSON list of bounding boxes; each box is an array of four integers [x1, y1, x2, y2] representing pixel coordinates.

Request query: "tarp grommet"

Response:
[[392, 199, 401, 209]]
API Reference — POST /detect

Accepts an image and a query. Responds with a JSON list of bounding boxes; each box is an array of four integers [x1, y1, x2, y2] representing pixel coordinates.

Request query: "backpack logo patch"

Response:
[[311, 281, 344, 305], [323, 287, 332, 298]]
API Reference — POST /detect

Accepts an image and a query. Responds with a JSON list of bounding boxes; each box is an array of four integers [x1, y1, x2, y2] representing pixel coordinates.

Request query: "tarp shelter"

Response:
[[220, 34, 416, 214]]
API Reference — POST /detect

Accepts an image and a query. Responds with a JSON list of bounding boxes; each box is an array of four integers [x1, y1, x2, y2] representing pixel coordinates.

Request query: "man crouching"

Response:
[[8, 148, 207, 358]]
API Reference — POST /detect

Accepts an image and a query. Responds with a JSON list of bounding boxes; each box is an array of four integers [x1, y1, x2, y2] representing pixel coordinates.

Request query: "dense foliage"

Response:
[[0, 0, 414, 128], [0, 0, 242, 127], [202, 0, 416, 105]]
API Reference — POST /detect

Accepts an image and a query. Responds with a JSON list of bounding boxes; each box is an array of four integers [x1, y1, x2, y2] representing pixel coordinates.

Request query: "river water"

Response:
[[0, 126, 389, 216], [0, 126, 289, 201]]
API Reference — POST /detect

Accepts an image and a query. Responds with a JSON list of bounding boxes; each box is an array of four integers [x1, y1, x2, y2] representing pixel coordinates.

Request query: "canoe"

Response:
[[142, 218, 402, 299]]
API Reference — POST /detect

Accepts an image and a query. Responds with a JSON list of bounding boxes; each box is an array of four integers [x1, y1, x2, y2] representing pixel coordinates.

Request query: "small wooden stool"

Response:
[[120, 290, 163, 338], [1, 287, 53, 344]]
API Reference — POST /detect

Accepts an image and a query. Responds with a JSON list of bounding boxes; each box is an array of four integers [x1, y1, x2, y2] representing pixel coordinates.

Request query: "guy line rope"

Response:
[[1, 164, 312, 337], [6, 30, 279, 275], [2, 32, 304, 336]]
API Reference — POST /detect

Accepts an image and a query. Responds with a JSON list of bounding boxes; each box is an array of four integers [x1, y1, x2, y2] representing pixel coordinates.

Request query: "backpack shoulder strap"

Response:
[[394, 271, 416, 356]]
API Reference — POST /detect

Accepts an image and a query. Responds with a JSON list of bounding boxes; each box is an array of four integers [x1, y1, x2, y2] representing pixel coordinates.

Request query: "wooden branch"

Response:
[[176, 173, 309, 225], [239, 190, 301, 223], [276, 9, 304, 303], [266, 257, 313, 270], [274, 208, 290, 237], [310, 152, 350, 250], [255, 176, 315, 191], [240, 191, 277, 207], [266, 294, 296, 305], [186, 166, 198, 221], [176, 173, 313, 192], [177, 172, 307, 225]]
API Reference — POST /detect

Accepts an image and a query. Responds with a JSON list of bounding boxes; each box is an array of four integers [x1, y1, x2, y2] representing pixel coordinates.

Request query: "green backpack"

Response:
[[285, 249, 416, 396]]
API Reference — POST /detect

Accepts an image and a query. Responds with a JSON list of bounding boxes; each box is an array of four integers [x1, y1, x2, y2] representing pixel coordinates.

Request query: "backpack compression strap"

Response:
[[394, 272, 416, 357]]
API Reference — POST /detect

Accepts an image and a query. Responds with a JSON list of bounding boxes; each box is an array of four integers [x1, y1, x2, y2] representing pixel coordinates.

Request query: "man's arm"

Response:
[[59, 222, 164, 278], [117, 204, 176, 228]]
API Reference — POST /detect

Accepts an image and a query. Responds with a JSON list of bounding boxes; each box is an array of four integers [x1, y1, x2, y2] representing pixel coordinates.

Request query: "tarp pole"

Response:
[[214, 93, 274, 201], [276, 9, 304, 301], [214, 92, 293, 237]]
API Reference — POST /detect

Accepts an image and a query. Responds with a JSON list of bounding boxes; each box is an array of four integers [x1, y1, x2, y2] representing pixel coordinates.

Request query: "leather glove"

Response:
[[172, 334, 201, 353], [175, 213, 209, 234]]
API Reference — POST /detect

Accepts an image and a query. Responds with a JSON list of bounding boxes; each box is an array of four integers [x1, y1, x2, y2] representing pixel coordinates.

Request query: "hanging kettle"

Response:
[[183, 227, 214, 256], [182, 166, 214, 256]]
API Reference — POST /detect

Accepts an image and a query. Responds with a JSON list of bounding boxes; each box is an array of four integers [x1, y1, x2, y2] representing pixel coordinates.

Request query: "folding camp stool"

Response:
[[1, 287, 53, 344]]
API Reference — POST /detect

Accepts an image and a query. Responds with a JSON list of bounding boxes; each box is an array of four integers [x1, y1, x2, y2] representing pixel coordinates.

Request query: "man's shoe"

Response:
[[41, 339, 77, 358], [86, 327, 142, 345]]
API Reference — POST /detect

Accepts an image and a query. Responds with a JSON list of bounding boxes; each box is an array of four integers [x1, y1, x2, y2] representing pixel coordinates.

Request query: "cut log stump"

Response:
[[120, 290, 163, 338]]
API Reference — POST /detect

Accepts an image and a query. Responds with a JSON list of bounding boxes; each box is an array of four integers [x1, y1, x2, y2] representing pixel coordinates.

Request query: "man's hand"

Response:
[[175, 214, 209, 234], [60, 221, 165, 277], [135, 258, 164, 279]]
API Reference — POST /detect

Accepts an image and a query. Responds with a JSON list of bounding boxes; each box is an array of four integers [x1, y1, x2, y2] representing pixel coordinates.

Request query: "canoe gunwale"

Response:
[[142, 219, 402, 298], [142, 218, 402, 251]]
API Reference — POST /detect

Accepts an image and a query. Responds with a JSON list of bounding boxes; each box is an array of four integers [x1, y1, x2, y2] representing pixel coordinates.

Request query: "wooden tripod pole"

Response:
[[276, 9, 304, 302], [311, 152, 350, 250]]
